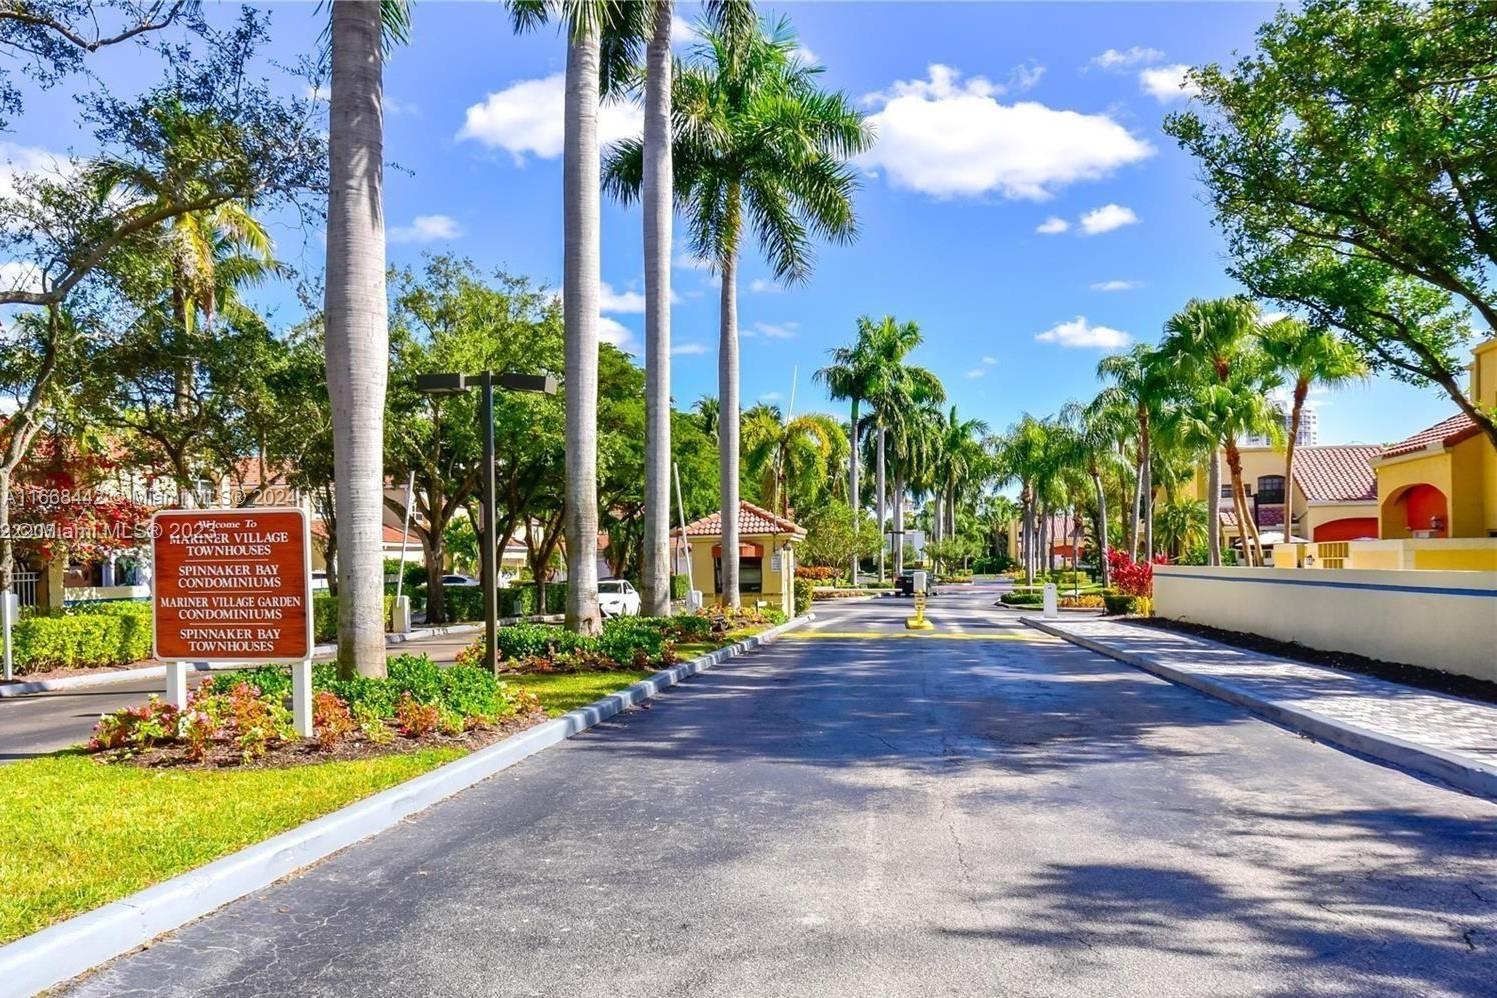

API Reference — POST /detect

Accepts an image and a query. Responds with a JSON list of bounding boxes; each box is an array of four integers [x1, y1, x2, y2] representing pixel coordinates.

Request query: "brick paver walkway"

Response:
[[1029, 616, 1497, 772]]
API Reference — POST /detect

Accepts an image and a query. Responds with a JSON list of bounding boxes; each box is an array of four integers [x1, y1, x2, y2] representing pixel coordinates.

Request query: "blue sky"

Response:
[[4, 1, 1474, 446]]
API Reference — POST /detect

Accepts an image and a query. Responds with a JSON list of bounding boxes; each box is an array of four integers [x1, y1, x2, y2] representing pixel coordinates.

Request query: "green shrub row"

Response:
[[1102, 592, 1152, 616], [12, 601, 154, 674], [211, 654, 514, 723], [491, 615, 714, 670], [312, 594, 397, 643], [426, 583, 570, 623], [793, 577, 814, 616]]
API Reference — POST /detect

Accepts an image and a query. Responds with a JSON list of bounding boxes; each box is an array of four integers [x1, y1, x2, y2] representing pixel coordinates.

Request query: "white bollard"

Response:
[[1043, 583, 1059, 619], [391, 595, 412, 634], [166, 660, 189, 710], [292, 658, 314, 738]]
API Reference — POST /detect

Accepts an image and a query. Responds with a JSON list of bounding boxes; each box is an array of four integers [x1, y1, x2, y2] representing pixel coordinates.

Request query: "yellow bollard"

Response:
[[906, 571, 934, 630]]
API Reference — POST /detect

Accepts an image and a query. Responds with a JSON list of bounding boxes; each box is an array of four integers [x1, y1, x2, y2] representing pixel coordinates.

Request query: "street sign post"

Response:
[[151, 508, 314, 736]]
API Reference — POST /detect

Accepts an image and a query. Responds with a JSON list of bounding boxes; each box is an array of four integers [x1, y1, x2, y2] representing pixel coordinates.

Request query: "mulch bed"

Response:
[[102, 708, 550, 771], [1137, 617, 1497, 706]]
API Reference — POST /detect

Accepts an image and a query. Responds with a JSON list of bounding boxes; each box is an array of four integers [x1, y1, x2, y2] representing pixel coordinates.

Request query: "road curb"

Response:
[[1021, 616, 1497, 802], [0, 613, 813, 996]]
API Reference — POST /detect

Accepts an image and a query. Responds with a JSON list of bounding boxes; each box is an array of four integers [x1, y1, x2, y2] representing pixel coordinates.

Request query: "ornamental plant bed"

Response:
[[457, 609, 784, 675], [86, 655, 544, 770]]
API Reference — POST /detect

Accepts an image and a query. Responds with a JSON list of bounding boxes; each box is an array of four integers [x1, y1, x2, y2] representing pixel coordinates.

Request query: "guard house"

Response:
[[675, 500, 805, 616]]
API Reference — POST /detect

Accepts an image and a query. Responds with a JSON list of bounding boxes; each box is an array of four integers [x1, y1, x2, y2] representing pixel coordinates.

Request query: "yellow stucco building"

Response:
[[675, 500, 806, 615]]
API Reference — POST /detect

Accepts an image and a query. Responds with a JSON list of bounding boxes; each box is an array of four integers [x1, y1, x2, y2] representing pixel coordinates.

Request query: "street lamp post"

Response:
[[416, 370, 557, 674]]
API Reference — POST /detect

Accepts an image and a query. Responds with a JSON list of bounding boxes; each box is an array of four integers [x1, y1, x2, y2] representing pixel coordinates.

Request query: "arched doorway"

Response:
[[1312, 518, 1380, 542], [1381, 483, 1448, 538]]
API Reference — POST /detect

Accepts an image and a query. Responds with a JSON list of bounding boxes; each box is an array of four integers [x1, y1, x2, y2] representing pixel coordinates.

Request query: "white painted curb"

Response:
[[1021, 615, 1497, 802], [0, 613, 812, 996]]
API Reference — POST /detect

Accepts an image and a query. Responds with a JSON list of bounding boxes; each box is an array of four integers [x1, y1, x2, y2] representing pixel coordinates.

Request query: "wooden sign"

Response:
[[152, 508, 313, 662]]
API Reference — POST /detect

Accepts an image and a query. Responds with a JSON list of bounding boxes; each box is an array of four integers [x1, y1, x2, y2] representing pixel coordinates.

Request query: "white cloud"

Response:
[[1036, 216, 1069, 235], [1140, 64, 1201, 102], [305, 83, 329, 102], [1008, 61, 1045, 92], [748, 278, 782, 294], [672, 342, 709, 357], [599, 282, 646, 314], [1035, 316, 1131, 349], [458, 75, 643, 161], [670, 14, 696, 47], [0, 143, 71, 201], [674, 251, 714, 271], [1091, 279, 1141, 291], [982, 355, 997, 366], [791, 44, 819, 67], [759, 391, 782, 402], [388, 214, 462, 244], [1079, 203, 1138, 235], [383, 96, 418, 116], [0, 260, 42, 294], [747, 321, 797, 340], [966, 367, 987, 379], [1091, 47, 1164, 70], [598, 316, 635, 352], [857, 65, 1153, 200]]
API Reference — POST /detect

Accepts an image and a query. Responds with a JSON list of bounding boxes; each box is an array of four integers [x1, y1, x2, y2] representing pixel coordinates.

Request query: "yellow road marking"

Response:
[[782, 630, 1054, 642]]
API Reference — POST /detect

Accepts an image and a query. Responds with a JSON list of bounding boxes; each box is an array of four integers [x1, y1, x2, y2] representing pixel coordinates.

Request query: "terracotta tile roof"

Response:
[[1382, 413, 1480, 459], [678, 500, 806, 538], [1218, 506, 1286, 529], [1293, 445, 1380, 503]]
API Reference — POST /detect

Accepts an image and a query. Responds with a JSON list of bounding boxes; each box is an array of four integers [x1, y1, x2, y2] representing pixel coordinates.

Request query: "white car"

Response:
[[597, 579, 641, 617], [442, 574, 480, 587]]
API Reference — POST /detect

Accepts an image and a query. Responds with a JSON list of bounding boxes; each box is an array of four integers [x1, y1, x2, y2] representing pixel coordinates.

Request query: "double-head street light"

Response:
[[416, 370, 557, 674]]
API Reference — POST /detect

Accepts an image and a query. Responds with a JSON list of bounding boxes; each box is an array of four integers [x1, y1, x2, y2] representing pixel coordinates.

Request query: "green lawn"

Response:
[[0, 748, 464, 945], [505, 670, 654, 716]]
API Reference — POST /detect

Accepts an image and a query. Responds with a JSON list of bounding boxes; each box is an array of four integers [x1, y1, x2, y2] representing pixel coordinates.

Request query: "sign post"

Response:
[[905, 569, 933, 630], [152, 508, 314, 735]]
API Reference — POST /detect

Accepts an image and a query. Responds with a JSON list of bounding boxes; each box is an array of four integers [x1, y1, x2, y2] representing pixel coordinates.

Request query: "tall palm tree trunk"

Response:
[[1141, 414, 1154, 561], [563, 25, 602, 634], [892, 474, 905, 577], [1283, 378, 1307, 556], [846, 397, 859, 583], [1092, 464, 1110, 588], [640, 1, 673, 617], [718, 225, 741, 608], [325, 0, 389, 679], [1207, 447, 1222, 566], [875, 424, 886, 582], [1225, 439, 1252, 566], [1129, 451, 1144, 561]]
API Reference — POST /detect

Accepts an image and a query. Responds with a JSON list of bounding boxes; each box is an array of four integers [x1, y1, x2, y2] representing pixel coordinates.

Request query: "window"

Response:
[[715, 557, 763, 594], [1256, 475, 1286, 504]]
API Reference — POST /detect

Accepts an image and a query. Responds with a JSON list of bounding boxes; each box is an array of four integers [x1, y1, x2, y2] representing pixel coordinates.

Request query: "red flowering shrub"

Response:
[[89, 696, 179, 752], [312, 691, 356, 751], [395, 694, 440, 738], [1105, 549, 1167, 597]]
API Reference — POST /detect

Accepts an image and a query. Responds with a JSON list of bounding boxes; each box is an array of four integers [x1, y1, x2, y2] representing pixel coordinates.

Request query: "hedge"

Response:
[[793, 577, 814, 616], [1102, 592, 1152, 616], [12, 601, 153, 674], [312, 594, 397, 643], [425, 583, 570, 623], [670, 574, 690, 600]]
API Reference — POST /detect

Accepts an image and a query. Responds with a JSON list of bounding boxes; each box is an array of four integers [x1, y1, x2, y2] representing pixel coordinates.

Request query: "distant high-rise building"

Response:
[[1245, 407, 1319, 447]]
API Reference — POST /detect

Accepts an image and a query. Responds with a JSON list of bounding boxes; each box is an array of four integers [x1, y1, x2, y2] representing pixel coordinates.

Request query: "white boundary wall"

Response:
[[1153, 565, 1497, 682]]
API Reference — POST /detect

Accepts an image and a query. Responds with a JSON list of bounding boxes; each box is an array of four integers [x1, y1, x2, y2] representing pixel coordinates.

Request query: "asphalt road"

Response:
[[61, 584, 1497, 997]]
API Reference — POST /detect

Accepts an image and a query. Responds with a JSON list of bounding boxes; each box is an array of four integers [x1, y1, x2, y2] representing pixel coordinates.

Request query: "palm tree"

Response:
[[607, 16, 871, 607], [1096, 344, 1169, 562], [637, 0, 674, 617], [742, 408, 846, 517], [692, 394, 719, 440], [1155, 498, 1209, 560], [932, 405, 989, 555], [324, 0, 410, 678], [815, 322, 879, 580], [858, 317, 942, 579], [1260, 316, 1367, 541], [1066, 395, 1129, 588], [997, 415, 1052, 585], [1158, 296, 1270, 565]]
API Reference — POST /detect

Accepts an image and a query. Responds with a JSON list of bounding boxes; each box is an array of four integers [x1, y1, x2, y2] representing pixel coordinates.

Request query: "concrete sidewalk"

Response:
[[1023, 615, 1497, 801]]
